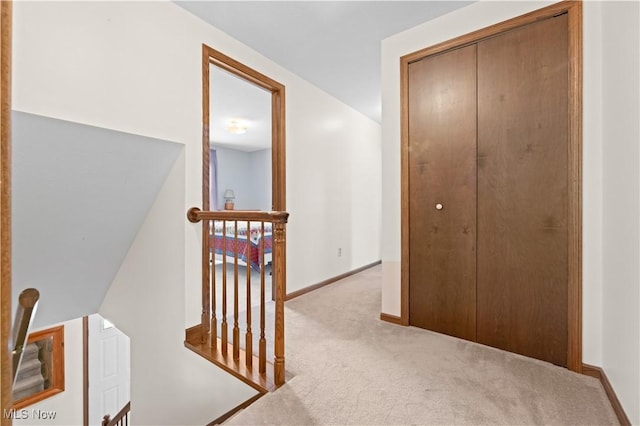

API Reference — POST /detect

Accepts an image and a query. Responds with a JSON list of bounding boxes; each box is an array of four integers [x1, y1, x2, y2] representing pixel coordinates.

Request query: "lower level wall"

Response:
[[100, 151, 258, 425]]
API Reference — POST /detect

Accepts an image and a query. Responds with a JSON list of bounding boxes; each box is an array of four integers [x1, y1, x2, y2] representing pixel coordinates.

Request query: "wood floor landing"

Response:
[[184, 324, 276, 393]]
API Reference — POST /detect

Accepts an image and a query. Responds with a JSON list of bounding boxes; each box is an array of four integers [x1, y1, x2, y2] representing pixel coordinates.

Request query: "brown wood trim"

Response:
[[566, 0, 583, 374], [582, 364, 631, 426], [207, 392, 265, 426], [200, 44, 287, 359], [399, 37, 410, 327], [0, 1, 12, 422], [402, 1, 581, 64], [205, 47, 284, 94], [83, 317, 89, 426], [285, 260, 382, 301], [202, 45, 211, 212], [272, 85, 286, 211], [184, 325, 276, 393], [13, 325, 65, 410], [102, 401, 130, 426], [380, 313, 403, 326], [185, 324, 201, 342], [201, 45, 212, 343], [272, 222, 285, 386], [201, 44, 286, 212], [399, 1, 583, 371], [187, 207, 289, 224]]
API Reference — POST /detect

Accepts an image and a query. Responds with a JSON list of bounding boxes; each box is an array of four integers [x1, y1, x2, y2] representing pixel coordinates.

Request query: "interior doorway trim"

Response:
[[399, 1, 583, 372], [1, 0, 13, 417], [201, 44, 286, 212]]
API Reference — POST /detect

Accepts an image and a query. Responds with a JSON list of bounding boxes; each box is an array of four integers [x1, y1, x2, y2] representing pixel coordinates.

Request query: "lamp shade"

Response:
[[223, 189, 235, 200]]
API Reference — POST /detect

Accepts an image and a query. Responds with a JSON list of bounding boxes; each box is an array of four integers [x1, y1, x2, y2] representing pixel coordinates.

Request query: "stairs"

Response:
[[13, 343, 45, 401]]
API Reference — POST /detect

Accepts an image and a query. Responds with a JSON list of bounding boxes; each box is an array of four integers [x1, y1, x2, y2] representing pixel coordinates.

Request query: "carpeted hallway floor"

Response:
[[227, 264, 619, 425]]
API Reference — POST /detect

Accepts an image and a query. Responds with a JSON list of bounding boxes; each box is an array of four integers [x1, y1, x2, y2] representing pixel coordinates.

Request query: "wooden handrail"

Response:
[[187, 207, 289, 223], [11, 288, 39, 385], [102, 401, 130, 426]]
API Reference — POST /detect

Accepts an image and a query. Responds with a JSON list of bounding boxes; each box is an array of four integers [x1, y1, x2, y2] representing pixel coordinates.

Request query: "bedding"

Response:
[[210, 221, 272, 271]]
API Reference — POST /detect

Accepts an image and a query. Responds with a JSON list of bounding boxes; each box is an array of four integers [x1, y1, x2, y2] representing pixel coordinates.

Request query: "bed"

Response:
[[209, 221, 273, 271]]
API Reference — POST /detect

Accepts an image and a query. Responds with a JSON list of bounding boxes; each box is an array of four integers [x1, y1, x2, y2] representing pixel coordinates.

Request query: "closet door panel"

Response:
[[476, 15, 569, 366], [408, 45, 477, 341]]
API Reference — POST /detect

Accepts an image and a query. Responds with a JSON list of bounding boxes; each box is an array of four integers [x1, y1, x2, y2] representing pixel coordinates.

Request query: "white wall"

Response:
[[12, 112, 181, 329], [213, 146, 272, 211], [100, 151, 258, 425], [582, 0, 605, 374], [13, 0, 381, 422], [14, 318, 83, 426], [249, 148, 272, 211], [381, 1, 639, 423], [214, 146, 255, 210], [287, 89, 382, 285], [601, 2, 640, 424]]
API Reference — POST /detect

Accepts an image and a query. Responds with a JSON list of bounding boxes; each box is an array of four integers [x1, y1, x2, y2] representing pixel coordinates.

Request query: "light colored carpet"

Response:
[[227, 264, 619, 425]]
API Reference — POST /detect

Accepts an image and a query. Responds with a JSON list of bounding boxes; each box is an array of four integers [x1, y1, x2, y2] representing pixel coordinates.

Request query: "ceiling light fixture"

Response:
[[225, 119, 248, 135]]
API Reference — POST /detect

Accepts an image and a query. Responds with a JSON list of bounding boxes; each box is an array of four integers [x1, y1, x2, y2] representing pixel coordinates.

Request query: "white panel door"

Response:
[[88, 314, 130, 426]]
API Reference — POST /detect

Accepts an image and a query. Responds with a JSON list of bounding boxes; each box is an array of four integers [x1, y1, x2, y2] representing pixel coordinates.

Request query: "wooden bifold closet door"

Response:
[[408, 13, 569, 367], [408, 44, 478, 342]]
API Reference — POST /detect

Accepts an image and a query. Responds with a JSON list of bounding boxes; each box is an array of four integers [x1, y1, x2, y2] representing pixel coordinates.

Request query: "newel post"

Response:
[[187, 208, 211, 344], [273, 217, 287, 386]]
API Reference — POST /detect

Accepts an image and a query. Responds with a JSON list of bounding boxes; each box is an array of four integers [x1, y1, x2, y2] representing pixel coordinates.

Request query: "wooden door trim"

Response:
[[566, 2, 583, 373], [201, 44, 286, 213], [400, 1, 583, 372], [1, 0, 12, 421]]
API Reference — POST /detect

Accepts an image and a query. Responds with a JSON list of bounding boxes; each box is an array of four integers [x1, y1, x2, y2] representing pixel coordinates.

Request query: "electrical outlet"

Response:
[[338, 248, 342, 257]]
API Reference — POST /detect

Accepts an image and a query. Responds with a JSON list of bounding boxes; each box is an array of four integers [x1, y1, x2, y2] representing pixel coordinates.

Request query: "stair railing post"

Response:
[[201, 220, 210, 343], [273, 218, 287, 386]]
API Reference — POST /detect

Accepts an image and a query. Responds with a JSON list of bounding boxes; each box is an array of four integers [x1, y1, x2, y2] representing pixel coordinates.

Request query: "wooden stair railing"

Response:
[[102, 401, 131, 426], [185, 208, 289, 392], [11, 288, 40, 386]]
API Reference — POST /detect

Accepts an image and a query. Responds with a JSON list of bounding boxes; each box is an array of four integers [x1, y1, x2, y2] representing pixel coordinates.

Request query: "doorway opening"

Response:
[[185, 44, 288, 391], [203, 46, 286, 360], [202, 45, 285, 213], [87, 314, 130, 426]]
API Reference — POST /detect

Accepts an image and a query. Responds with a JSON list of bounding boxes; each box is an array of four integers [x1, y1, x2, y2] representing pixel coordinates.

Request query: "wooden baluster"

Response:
[[201, 219, 210, 343], [259, 221, 266, 374], [210, 221, 217, 346], [101, 401, 130, 426], [273, 219, 286, 385], [221, 220, 228, 356], [245, 220, 253, 368], [233, 221, 240, 360]]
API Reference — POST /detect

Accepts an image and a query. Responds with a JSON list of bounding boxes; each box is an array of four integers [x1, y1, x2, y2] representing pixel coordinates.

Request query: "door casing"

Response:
[[400, 1, 583, 372], [1, 0, 13, 419], [201, 45, 286, 213]]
